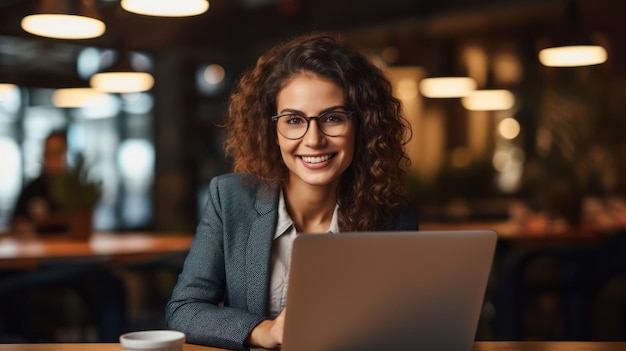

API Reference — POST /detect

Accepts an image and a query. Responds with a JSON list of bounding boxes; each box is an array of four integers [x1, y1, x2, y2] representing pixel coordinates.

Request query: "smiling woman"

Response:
[[223, 32, 414, 232], [165, 32, 418, 351]]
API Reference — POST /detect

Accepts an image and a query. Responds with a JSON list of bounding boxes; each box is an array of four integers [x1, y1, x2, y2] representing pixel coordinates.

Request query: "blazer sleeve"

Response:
[[165, 176, 266, 351]]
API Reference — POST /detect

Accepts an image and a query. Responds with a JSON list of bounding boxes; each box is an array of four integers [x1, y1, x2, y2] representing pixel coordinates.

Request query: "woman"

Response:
[[166, 32, 418, 350]]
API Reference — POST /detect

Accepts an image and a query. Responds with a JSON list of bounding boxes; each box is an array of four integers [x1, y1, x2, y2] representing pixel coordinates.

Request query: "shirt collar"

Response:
[[274, 190, 340, 240], [274, 190, 293, 240]]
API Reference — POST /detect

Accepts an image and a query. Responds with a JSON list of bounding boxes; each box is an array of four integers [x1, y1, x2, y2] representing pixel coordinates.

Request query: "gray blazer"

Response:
[[165, 173, 418, 350]]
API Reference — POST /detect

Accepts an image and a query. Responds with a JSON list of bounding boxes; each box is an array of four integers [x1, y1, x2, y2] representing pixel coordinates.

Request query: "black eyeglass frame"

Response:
[[270, 110, 356, 140]]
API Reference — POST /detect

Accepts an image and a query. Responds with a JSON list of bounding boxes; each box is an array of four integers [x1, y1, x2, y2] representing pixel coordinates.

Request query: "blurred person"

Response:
[[11, 130, 70, 235], [166, 32, 418, 350]]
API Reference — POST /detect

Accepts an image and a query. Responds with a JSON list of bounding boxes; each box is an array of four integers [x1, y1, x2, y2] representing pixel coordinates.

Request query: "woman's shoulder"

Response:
[[209, 173, 276, 199], [210, 173, 263, 189], [206, 173, 279, 217]]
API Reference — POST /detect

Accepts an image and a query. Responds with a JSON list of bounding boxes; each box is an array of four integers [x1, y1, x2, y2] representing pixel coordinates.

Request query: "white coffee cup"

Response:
[[120, 330, 186, 351]]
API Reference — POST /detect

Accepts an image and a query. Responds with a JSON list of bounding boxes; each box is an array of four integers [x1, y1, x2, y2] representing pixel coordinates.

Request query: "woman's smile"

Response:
[[300, 153, 335, 164]]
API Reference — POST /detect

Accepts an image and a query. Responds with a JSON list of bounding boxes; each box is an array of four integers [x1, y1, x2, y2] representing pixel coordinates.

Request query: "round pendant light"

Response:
[[90, 51, 154, 93], [91, 72, 154, 93], [0, 83, 18, 94], [22, 14, 105, 39], [121, 0, 209, 17], [20, 0, 105, 39], [52, 88, 111, 108], [419, 77, 477, 98], [538, 0, 608, 68], [539, 45, 607, 67], [461, 89, 515, 111]]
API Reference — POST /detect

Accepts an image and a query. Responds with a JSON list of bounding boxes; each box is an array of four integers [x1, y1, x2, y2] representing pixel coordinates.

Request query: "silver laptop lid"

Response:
[[281, 230, 497, 351]]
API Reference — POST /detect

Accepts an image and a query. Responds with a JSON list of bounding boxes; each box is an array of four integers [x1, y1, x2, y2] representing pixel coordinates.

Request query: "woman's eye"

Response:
[[285, 116, 305, 124], [322, 113, 345, 123]]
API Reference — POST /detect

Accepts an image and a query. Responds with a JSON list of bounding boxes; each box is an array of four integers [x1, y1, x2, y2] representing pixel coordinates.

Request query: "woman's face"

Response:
[[275, 74, 356, 190]]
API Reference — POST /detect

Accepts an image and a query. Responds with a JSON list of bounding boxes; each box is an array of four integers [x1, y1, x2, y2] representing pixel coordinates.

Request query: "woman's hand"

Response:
[[247, 308, 286, 349]]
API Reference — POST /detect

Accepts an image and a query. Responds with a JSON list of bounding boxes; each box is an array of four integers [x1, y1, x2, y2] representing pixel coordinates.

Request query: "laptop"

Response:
[[275, 230, 497, 351]]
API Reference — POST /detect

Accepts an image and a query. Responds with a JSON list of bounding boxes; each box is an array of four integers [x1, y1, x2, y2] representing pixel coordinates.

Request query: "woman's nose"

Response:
[[302, 119, 325, 147]]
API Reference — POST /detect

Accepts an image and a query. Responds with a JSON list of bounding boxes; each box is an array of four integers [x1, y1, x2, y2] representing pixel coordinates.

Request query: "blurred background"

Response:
[[1, 0, 626, 232], [1, 0, 626, 343]]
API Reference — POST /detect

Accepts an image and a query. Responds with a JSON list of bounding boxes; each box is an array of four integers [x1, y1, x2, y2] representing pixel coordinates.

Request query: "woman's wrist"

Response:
[[247, 320, 275, 348]]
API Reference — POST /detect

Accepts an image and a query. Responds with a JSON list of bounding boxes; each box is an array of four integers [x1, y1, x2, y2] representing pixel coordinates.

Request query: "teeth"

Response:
[[301, 154, 332, 164]]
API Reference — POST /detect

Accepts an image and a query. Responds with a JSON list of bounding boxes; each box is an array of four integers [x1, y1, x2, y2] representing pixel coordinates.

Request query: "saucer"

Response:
[[120, 330, 185, 351]]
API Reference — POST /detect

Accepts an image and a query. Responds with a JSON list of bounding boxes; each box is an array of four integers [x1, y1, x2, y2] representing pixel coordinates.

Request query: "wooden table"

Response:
[[0, 232, 195, 342], [1, 342, 625, 351], [0, 232, 194, 270], [420, 221, 612, 244]]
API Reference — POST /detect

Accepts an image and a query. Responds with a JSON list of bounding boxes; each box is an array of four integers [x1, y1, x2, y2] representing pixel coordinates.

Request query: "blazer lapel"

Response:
[[246, 186, 278, 315]]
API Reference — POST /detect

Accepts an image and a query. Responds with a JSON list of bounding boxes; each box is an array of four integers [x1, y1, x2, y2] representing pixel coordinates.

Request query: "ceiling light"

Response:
[[21, 15, 105, 39], [538, 0, 608, 68], [52, 88, 110, 108], [419, 77, 476, 98], [0, 83, 17, 94], [20, 0, 105, 39], [461, 89, 515, 111], [90, 52, 155, 93], [121, 0, 209, 17], [91, 72, 154, 94], [538, 45, 607, 67]]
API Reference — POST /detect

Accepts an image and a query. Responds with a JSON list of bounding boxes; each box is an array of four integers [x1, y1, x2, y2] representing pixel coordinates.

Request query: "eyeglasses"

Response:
[[271, 110, 355, 140]]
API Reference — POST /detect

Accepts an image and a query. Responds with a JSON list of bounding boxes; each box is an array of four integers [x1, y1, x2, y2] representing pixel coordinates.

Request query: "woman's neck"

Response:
[[283, 180, 338, 234]]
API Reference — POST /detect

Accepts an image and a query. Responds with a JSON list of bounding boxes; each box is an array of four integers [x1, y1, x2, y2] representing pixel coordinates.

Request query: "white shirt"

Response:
[[267, 190, 339, 318]]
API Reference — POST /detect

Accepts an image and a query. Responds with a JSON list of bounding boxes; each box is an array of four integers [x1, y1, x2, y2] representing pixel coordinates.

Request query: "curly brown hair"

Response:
[[224, 32, 412, 231]]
